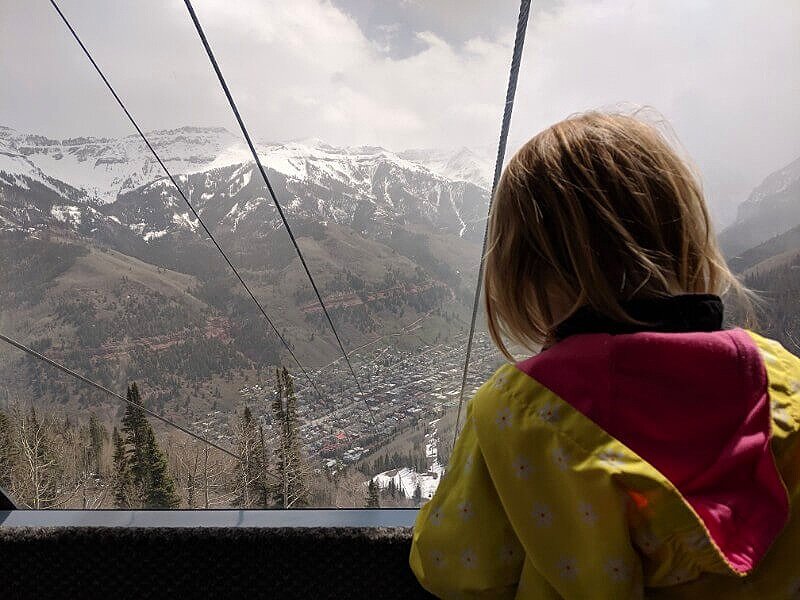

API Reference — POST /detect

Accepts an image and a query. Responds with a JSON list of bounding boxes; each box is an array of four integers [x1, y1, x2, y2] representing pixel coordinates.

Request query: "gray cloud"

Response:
[[1, 0, 798, 226]]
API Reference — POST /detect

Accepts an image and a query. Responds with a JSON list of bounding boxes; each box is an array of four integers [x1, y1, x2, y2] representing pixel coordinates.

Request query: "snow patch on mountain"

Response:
[[745, 156, 800, 207], [399, 147, 493, 190], [143, 229, 169, 242], [50, 205, 82, 224], [172, 212, 199, 231], [370, 417, 444, 502], [0, 144, 64, 194], [225, 197, 266, 230], [228, 166, 253, 196], [0, 126, 240, 204]]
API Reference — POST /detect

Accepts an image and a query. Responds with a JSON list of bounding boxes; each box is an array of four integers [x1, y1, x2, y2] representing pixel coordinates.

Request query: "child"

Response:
[[410, 112, 800, 599]]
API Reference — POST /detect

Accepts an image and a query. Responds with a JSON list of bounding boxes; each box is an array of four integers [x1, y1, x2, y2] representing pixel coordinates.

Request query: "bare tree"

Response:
[[272, 368, 311, 508], [232, 406, 269, 507], [330, 469, 370, 508], [169, 436, 236, 509], [8, 404, 81, 509]]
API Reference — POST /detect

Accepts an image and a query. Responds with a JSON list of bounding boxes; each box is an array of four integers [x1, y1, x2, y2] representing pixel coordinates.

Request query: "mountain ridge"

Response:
[[0, 125, 493, 246], [719, 154, 800, 257]]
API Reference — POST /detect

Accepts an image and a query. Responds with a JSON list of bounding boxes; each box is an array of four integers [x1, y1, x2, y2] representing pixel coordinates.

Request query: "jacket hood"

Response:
[[516, 327, 790, 575]]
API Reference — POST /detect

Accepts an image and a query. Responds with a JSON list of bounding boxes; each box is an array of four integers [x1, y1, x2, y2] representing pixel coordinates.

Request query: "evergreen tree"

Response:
[[413, 483, 422, 506], [366, 478, 380, 508], [141, 426, 180, 508], [121, 383, 149, 495], [119, 383, 180, 508], [112, 426, 132, 508]]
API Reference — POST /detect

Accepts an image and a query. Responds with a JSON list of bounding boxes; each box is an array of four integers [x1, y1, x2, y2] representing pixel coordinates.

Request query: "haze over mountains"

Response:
[[719, 156, 800, 258], [1, 122, 799, 422]]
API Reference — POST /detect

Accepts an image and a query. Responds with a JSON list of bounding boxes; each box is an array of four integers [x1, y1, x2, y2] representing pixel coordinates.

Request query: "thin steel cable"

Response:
[[0, 332, 243, 463], [453, 0, 532, 448], [0, 484, 16, 510], [182, 0, 377, 433], [48, 0, 324, 403]]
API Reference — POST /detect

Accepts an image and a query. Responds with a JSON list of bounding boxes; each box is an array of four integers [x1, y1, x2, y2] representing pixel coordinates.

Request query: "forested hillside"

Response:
[[743, 255, 800, 353]]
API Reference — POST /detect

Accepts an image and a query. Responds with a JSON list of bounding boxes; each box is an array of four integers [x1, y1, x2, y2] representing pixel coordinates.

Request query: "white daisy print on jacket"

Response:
[[429, 506, 443, 526], [578, 501, 598, 525], [457, 500, 474, 521], [532, 502, 554, 527], [597, 448, 626, 470], [495, 407, 513, 429], [499, 543, 519, 564], [604, 558, 629, 582], [632, 529, 660, 555], [536, 401, 561, 423], [557, 557, 579, 580], [551, 446, 569, 471], [512, 456, 532, 480], [491, 372, 509, 391], [461, 548, 478, 569], [430, 549, 447, 569]]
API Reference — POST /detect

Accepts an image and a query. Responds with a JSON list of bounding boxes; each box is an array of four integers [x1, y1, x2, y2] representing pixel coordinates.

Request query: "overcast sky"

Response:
[[1, 0, 798, 226]]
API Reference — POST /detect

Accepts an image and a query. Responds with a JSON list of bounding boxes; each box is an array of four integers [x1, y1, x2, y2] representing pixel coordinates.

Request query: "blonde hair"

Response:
[[485, 111, 751, 360]]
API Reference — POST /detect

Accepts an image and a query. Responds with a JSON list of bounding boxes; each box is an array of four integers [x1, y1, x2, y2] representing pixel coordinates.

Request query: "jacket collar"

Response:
[[553, 294, 724, 341]]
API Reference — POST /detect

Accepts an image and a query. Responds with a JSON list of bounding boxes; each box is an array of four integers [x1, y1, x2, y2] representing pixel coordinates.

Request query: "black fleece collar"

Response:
[[553, 294, 724, 341]]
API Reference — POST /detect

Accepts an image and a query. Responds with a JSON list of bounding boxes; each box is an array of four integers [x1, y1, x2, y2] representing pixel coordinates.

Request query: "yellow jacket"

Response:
[[410, 330, 800, 599]]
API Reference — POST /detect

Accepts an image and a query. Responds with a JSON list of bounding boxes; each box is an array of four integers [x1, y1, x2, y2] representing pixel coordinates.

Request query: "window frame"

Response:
[[0, 506, 418, 528]]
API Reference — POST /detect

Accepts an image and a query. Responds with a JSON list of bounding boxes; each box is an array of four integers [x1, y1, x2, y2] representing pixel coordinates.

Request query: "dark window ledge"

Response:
[[0, 510, 432, 599]]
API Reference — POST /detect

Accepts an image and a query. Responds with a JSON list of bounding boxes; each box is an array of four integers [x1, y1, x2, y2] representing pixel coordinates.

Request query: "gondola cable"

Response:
[[47, 0, 325, 405], [453, 0, 532, 449], [0, 332, 252, 465], [40, 0, 531, 459], [182, 0, 377, 433]]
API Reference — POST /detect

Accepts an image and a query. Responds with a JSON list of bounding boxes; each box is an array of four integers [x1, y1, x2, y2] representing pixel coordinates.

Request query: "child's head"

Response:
[[485, 111, 747, 358]]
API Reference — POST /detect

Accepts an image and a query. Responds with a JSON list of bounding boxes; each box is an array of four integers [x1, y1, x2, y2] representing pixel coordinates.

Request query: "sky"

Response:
[[1, 0, 798, 226]]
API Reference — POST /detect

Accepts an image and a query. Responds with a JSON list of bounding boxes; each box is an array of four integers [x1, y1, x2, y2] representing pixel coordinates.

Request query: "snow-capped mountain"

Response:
[[398, 146, 494, 191], [735, 156, 800, 221], [719, 155, 800, 257], [110, 139, 489, 243], [0, 125, 241, 204], [0, 125, 490, 244], [0, 132, 116, 235]]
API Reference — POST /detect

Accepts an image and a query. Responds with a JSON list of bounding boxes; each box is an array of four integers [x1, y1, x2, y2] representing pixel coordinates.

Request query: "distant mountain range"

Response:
[[0, 125, 493, 244], [719, 155, 800, 258], [1, 123, 798, 420], [0, 125, 498, 418], [714, 154, 800, 356]]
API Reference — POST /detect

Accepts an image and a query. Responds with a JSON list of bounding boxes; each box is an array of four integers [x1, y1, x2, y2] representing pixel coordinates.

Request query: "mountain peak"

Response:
[[745, 155, 800, 206], [289, 136, 332, 149], [720, 154, 800, 257], [136, 125, 234, 139]]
